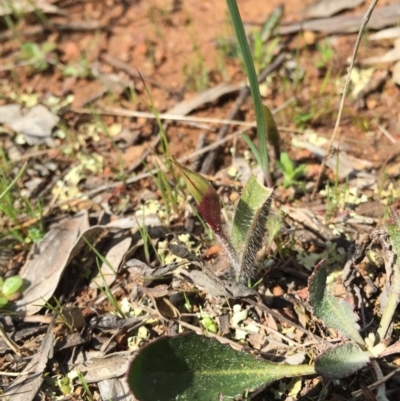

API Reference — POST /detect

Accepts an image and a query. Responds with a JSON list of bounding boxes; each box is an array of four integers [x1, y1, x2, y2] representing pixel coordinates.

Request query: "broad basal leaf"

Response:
[[127, 334, 315, 401], [231, 175, 273, 282], [315, 343, 371, 379], [308, 262, 365, 347]]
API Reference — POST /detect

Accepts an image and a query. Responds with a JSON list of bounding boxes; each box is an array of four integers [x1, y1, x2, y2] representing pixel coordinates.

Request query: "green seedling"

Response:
[[140, 81, 184, 221], [146, 0, 170, 38], [276, 152, 307, 188], [182, 11, 210, 91], [183, 55, 209, 92], [19, 41, 57, 72], [0, 162, 27, 202], [315, 39, 335, 69], [0, 160, 45, 244], [0, 275, 23, 308], [198, 313, 218, 334], [252, 28, 280, 74], [56, 375, 72, 396], [135, 208, 164, 265], [293, 110, 312, 129], [217, 5, 282, 78], [92, 113, 127, 183], [75, 370, 94, 401], [259, 5, 283, 43], [40, 297, 75, 332], [62, 55, 91, 79], [146, 161, 179, 222]]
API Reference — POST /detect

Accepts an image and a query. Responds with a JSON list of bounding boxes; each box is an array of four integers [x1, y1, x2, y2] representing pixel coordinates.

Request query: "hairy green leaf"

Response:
[[231, 176, 273, 282], [308, 262, 364, 346], [315, 343, 371, 379], [127, 334, 315, 401]]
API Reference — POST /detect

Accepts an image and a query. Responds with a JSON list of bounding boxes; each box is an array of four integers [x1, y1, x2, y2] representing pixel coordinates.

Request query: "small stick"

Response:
[[102, 54, 179, 95], [0, 324, 21, 356], [0, 21, 104, 42], [351, 367, 400, 399], [311, 0, 379, 200]]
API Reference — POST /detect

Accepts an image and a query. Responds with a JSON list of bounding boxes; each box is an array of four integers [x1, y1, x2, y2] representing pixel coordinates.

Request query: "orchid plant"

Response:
[[127, 161, 400, 400]]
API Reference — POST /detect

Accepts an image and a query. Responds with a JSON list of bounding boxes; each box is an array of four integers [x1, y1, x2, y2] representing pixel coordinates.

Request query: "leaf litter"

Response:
[[0, 0, 400, 400]]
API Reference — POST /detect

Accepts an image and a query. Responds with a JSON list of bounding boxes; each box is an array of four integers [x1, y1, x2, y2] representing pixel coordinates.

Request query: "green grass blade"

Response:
[[0, 162, 27, 202], [226, 0, 271, 186], [241, 133, 262, 167], [231, 176, 273, 282]]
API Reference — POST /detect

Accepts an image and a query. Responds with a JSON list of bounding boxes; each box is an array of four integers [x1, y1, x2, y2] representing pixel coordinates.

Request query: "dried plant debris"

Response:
[[1, 1, 400, 400], [0, 0, 62, 16], [304, 0, 365, 19], [0, 104, 59, 145], [3, 323, 54, 401]]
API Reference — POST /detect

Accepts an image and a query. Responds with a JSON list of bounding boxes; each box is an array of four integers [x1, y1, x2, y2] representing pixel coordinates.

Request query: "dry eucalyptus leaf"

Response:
[[0, 104, 22, 124], [279, 4, 400, 35], [90, 233, 132, 288], [362, 44, 400, 65], [370, 27, 400, 41], [167, 83, 241, 116], [188, 268, 256, 298], [98, 72, 133, 96], [281, 205, 336, 241], [60, 305, 85, 331], [15, 214, 149, 316], [154, 297, 180, 319], [304, 0, 364, 19], [0, 104, 59, 145], [126, 259, 153, 280], [3, 323, 54, 401], [106, 214, 162, 230], [14, 212, 90, 316], [189, 270, 230, 297], [292, 135, 373, 178], [141, 284, 169, 298], [90, 315, 146, 331], [66, 225, 106, 262], [97, 378, 135, 401], [73, 351, 132, 382]]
